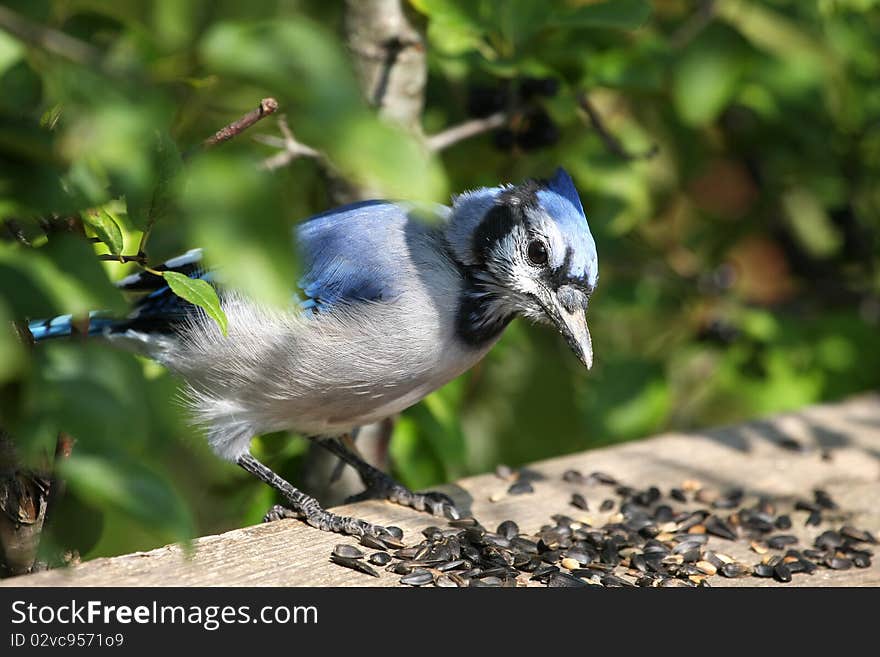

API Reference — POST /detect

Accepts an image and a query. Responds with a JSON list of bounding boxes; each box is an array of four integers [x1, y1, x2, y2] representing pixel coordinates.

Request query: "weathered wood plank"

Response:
[[5, 394, 880, 587]]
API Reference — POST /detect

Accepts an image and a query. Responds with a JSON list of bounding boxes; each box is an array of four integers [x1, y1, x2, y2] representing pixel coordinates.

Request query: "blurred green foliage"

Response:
[[0, 0, 878, 563]]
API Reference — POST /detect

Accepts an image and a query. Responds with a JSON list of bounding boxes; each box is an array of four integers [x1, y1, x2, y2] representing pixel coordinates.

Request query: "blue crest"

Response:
[[547, 167, 585, 219], [534, 167, 597, 290]]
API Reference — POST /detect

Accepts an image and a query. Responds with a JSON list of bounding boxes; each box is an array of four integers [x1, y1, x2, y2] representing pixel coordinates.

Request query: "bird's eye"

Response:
[[527, 239, 548, 266]]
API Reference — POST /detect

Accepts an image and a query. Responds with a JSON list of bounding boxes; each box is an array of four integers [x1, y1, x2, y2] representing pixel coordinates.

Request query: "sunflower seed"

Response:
[[670, 488, 687, 503], [400, 569, 434, 586], [705, 516, 737, 541], [752, 563, 774, 578], [330, 555, 380, 578], [824, 556, 852, 570], [508, 481, 534, 495], [548, 572, 591, 587], [815, 531, 843, 550], [448, 517, 480, 528], [813, 489, 837, 510], [571, 493, 589, 511], [333, 544, 364, 559], [368, 551, 392, 566], [852, 553, 872, 568], [773, 563, 792, 583], [841, 526, 877, 544], [497, 520, 519, 539], [587, 472, 617, 485], [435, 574, 459, 587], [359, 534, 387, 550], [767, 535, 799, 550], [719, 562, 750, 578], [775, 515, 792, 530], [563, 469, 585, 484]]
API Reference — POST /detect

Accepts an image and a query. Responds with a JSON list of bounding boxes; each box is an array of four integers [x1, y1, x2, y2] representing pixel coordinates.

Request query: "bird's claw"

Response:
[[416, 491, 461, 520], [262, 503, 391, 539], [263, 504, 301, 523], [348, 476, 461, 520]]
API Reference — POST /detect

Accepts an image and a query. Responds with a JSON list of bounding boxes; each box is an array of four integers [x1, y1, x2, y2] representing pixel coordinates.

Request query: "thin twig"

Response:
[[578, 93, 658, 161], [425, 111, 508, 152], [1, 219, 31, 246], [43, 432, 74, 528], [200, 97, 280, 151], [259, 115, 323, 170], [96, 254, 147, 264], [670, 0, 717, 49], [0, 5, 103, 68]]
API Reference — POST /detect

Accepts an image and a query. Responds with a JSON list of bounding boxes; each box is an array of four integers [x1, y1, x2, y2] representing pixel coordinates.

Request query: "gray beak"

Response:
[[539, 287, 594, 370]]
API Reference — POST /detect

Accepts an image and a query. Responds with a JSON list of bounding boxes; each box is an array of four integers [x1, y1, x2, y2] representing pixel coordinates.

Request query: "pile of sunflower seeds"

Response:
[[328, 468, 876, 587]]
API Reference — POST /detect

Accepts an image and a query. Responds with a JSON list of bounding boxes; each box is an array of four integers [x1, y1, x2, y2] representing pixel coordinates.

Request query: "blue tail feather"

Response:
[[28, 313, 119, 342], [27, 248, 210, 342]]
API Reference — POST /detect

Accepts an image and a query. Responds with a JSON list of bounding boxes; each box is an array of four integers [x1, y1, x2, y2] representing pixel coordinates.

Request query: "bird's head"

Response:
[[448, 168, 598, 369]]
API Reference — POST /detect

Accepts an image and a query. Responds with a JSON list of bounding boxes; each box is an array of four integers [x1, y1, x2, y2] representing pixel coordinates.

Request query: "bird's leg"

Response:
[[236, 453, 391, 538], [316, 437, 460, 520], [328, 428, 361, 484]]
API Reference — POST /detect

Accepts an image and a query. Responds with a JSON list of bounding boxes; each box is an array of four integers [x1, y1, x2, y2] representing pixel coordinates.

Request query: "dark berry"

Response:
[[515, 109, 559, 151], [519, 77, 559, 100], [492, 128, 516, 151], [467, 84, 510, 118]]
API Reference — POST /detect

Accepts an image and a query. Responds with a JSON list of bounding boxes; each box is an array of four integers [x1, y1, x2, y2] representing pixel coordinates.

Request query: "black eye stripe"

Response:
[[539, 246, 595, 295], [472, 204, 518, 264]]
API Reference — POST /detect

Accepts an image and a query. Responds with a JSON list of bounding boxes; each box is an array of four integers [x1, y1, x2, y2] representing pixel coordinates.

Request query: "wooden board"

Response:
[[4, 394, 880, 587]]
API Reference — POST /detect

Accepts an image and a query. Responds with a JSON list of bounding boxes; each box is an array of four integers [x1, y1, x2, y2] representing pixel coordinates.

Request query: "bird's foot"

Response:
[[262, 503, 392, 538], [347, 471, 460, 520], [239, 452, 394, 539]]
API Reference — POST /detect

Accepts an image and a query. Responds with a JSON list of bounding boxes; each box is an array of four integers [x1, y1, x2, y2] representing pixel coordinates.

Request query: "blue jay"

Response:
[[27, 167, 598, 539]]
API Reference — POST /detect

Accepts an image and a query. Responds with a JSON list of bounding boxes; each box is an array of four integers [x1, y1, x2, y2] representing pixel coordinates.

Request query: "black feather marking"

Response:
[[540, 245, 595, 296], [471, 180, 545, 264], [453, 266, 514, 347], [471, 204, 517, 264]]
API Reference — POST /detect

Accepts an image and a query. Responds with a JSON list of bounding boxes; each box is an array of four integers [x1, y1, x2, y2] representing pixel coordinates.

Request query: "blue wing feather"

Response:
[[295, 200, 413, 313]]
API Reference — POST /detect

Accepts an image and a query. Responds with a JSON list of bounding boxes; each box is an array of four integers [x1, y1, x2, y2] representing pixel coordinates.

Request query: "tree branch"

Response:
[[200, 97, 279, 151], [670, 0, 717, 49], [96, 254, 148, 263], [345, 0, 426, 134], [0, 431, 50, 576], [257, 115, 323, 171], [0, 5, 103, 68], [578, 93, 658, 161], [426, 111, 508, 152], [43, 433, 74, 528]]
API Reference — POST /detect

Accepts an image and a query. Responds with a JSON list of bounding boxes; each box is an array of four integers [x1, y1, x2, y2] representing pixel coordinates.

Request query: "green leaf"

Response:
[[0, 235, 126, 317], [673, 28, 747, 126], [176, 153, 296, 309], [550, 0, 651, 30], [60, 453, 194, 543], [0, 29, 24, 76], [163, 271, 227, 335], [781, 188, 841, 258], [81, 209, 124, 255], [410, 0, 488, 55]]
